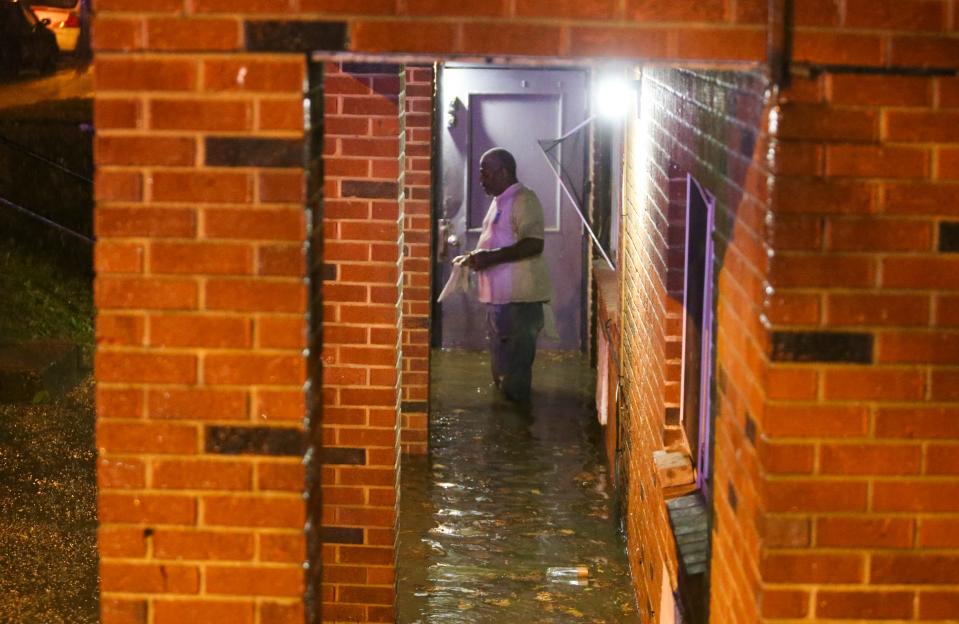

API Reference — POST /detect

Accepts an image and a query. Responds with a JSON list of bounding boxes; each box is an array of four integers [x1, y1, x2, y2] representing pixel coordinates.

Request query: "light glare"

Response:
[[596, 77, 633, 119]]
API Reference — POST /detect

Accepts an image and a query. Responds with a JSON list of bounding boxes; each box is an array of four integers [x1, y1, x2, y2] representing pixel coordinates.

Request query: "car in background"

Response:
[[26, 0, 83, 54], [0, 0, 59, 75]]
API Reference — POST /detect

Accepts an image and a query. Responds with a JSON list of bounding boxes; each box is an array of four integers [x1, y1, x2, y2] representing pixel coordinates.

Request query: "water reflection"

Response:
[[398, 350, 639, 623]]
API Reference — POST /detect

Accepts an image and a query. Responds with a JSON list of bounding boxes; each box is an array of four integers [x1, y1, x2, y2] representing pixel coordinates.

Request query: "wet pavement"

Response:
[[0, 62, 92, 112], [398, 350, 639, 623], [0, 375, 98, 623]]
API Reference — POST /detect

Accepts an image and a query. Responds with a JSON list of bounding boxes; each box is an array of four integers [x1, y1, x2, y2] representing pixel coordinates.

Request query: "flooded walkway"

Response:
[[398, 350, 639, 623]]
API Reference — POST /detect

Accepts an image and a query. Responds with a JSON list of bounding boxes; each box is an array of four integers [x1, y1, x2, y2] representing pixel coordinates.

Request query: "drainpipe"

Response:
[[768, 0, 793, 89]]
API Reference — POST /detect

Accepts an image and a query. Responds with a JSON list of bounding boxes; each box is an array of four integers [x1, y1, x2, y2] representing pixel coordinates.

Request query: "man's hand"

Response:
[[466, 249, 496, 271], [465, 238, 544, 272]]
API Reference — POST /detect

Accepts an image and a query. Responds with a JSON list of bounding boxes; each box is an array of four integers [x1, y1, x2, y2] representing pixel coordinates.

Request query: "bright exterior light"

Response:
[[595, 76, 634, 119]]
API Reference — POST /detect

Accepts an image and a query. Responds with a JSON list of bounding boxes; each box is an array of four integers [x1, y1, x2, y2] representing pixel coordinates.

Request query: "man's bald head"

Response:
[[479, 148, 518, 197], [481, 148, 517, 178]]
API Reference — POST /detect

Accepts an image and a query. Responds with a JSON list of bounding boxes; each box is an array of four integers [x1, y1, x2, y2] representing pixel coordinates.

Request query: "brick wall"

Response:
[[337, 0, 956, 67], [618, 69, 675, 618], [761, 71, 959, 622], [94, 53, 311, 623], [92, 2, 959, 68], [94, 54, 409, 623], [319, 61, 405, 622], [664, 168, 687, 449], [91, 2, 959, 623], [702, 71, 773, 624], [400, 65, 433, 456], [618, 67, 772, 621]]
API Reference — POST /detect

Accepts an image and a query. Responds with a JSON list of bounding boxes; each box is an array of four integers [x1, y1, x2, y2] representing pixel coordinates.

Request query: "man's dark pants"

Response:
[[487, 302, 544, 402]]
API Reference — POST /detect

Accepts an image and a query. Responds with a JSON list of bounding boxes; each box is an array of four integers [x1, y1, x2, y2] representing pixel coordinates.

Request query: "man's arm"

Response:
[[467, 237, 543, 270]]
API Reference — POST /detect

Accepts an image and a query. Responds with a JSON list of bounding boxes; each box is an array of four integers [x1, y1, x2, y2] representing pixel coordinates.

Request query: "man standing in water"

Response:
[[465, 148, 552, 403]]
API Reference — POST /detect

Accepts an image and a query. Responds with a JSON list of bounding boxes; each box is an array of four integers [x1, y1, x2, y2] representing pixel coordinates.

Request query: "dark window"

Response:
[[670, 174, 716, 624], [680, 174, 715, 497]]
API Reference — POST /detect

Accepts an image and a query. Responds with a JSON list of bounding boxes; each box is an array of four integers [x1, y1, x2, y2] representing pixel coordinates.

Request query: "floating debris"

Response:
[[485, 597, 512, 607], [546, 566, 590, 580]]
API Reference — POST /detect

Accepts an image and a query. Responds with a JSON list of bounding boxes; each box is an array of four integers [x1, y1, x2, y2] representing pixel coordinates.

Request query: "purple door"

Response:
[[436, 66, 588, 351]]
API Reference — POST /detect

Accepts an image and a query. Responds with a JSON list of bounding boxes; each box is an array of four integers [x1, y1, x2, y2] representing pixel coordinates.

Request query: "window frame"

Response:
[[679, 173, 717, 498]]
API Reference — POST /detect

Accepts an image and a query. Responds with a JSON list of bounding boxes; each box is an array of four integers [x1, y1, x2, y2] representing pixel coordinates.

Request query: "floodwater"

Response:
[[0, 375, 98, 623], [398, 350, 639, 623]]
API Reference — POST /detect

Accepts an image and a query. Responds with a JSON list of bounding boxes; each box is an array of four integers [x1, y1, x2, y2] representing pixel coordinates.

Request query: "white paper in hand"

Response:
[[437, 255, 471, 302]]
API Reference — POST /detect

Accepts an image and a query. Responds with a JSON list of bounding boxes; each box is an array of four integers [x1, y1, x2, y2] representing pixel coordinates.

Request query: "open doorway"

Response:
[[397, 59, 641, 622], [432, 64, 588, 352]]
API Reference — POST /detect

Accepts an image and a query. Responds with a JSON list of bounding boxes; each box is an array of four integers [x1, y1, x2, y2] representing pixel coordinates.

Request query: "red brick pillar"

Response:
[[400, 65, 434, 455], [320, 61, 404, 622], [761, 72, 959, 622], [94, 53, 310, 623]]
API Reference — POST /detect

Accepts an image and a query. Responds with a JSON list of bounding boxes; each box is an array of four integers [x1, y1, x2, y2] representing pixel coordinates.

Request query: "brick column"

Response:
[[400, 64, 434, 455], [94, 53, 310, 623], [761, 72, 959, 622], [319, 62, 404, 623]]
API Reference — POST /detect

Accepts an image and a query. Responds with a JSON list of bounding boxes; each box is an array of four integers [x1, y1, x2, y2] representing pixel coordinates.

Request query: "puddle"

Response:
[[398, 350, 639, 623]]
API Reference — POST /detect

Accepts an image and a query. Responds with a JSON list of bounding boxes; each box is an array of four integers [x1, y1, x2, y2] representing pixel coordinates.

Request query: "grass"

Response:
[[0, 93, 94, 351], [0, 239, 93, 346]]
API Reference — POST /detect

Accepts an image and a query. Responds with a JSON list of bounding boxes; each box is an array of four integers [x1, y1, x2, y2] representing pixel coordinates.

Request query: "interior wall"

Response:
[[319, 61, 405, 622], [618, 67, 772, 621], [399, 64, 434, 456]]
